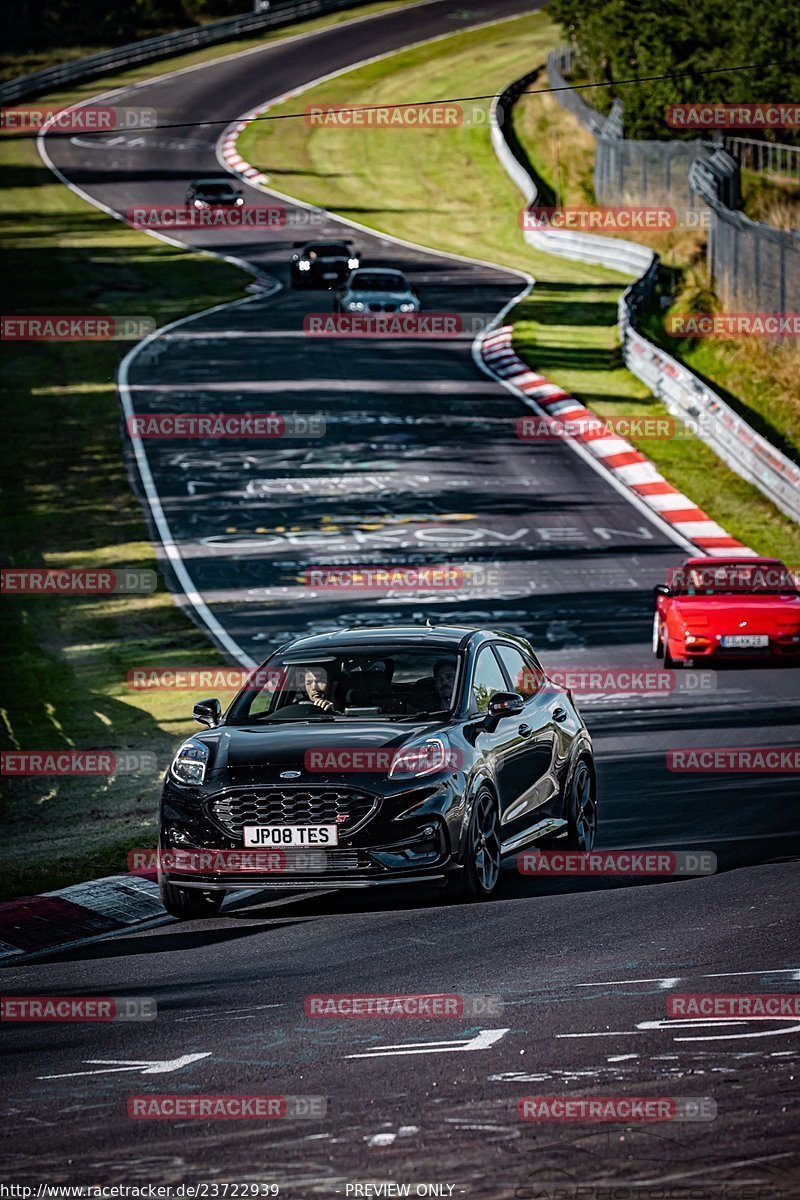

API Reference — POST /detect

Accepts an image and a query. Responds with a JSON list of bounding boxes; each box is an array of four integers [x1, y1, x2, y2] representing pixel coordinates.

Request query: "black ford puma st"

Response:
[[158, 625, 597, 918]]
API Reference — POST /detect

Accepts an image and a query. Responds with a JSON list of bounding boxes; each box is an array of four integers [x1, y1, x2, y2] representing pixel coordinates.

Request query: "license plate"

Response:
[[721, 634, 769, 648], [243, 824, 338, 848], [323, 272, 337, 280]]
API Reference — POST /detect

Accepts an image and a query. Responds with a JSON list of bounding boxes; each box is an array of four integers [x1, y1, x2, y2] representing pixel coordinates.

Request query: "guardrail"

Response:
[[489, 72, 800, 525], [722, 136, 800, 182], [0, 0, 373, 104]]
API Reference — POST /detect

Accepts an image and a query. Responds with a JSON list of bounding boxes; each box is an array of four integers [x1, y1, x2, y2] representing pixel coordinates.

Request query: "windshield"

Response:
[[196, 184, 236, 197], [226, 648, 460, 724], [668, 562, 797, 595], [305, 243, 349, 257], [350, 272, 407, 292]]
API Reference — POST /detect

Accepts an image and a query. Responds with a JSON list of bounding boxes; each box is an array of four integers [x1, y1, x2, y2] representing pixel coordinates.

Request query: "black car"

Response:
[[290, 240, 359, 288], [185, 177, 244, 208], [158, 625, 597, 918]]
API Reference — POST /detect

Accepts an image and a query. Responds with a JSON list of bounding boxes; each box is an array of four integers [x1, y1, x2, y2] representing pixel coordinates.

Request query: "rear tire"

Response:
[[563, 757, 597, 851], [159, 879, 225, 920]]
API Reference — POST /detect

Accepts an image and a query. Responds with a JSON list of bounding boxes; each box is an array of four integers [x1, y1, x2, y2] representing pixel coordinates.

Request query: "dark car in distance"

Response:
[[185, 177, 244, 208], [290, 240, 359, 288], [158, 625, 597, 918]]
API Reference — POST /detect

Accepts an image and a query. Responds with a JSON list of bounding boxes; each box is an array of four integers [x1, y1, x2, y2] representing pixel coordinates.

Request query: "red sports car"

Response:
[[652, 556, 800, 665]]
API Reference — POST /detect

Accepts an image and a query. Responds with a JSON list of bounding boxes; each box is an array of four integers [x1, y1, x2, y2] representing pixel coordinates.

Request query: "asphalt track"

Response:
[[3, 0, 799, 1192]]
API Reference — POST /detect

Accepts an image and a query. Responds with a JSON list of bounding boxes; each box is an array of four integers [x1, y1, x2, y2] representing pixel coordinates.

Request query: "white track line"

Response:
[[215, 21, 701, 554]]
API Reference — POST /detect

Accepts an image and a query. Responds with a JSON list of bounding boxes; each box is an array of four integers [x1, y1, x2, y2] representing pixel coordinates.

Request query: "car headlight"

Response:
[[347, 257, 359, 269], [235, 196, 244, 206], [298, 260, 311, 271], [399, 302, 416, 312], [169, 739, 209, 786], [389, 738, 455, 779], [346, 301, 365, 311], [193, 199, 203, 209]]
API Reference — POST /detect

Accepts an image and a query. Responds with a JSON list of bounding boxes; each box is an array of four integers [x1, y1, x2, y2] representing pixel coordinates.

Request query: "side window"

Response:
[[495, 645, 544, 700], [470, 646, 508, 712]]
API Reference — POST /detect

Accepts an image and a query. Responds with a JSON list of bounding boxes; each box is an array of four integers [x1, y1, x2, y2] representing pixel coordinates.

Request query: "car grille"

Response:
[[367, 302, 398, 312], [208, 787, 377, 838]]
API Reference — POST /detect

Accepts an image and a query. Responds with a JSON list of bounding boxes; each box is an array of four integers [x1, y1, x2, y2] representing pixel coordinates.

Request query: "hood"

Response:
[[200, 717, 445, 784], [670, 594, 800, 634], [347, 289, 412, 302]]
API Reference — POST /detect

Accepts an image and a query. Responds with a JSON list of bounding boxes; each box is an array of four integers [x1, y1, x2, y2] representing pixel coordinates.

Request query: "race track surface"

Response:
[[4, 1, 798, 1192]]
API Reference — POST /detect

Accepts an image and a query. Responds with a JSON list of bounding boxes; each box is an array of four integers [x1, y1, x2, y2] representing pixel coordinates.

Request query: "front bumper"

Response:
[[159, 775, 461, 890]]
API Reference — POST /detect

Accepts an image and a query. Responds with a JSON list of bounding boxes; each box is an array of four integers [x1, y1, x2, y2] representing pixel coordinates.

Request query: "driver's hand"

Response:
[[310, 696, 334, 711]]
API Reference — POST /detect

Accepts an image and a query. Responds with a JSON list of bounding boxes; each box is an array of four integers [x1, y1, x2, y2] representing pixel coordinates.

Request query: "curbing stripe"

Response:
[[476, 328, 756, 558]]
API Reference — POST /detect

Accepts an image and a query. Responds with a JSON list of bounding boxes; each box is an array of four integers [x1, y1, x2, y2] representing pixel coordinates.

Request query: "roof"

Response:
[[284, 624, 481, 652]]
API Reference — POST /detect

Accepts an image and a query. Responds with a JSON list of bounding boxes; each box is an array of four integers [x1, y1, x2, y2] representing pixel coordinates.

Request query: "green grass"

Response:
[[238, 10, 800, 564], [0, 0, 421, 901], [0, 138, 242, 899]]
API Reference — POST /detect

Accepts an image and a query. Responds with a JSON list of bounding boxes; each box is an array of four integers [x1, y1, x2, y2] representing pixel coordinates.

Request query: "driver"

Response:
[[300, 665, 342, 712]]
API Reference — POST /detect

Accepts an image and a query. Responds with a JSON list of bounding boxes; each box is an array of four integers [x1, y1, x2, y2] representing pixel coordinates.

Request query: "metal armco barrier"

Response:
[[0, 0, 374, 104], [690, 152, 800, 322], [489, 76, 800, 525]]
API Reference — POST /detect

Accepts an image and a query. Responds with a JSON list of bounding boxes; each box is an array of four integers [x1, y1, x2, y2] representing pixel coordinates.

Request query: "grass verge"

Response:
[[238, 10, 800, 563], [514, 88, 800, 462], [0, 0, 417, 901]]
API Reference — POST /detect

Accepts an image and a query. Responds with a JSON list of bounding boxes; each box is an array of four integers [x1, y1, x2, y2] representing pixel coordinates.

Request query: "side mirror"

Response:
[[484, 691, 524, 730], [653, 584, 671, 597], [193, 698, 221, 728]]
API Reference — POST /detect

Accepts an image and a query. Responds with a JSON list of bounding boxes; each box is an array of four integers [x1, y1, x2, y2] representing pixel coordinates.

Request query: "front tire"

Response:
[[653, 614, 664, 659], [563, 757, 597, 851], [449, 787, 502, 900], [159, 879, 225, 920]]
